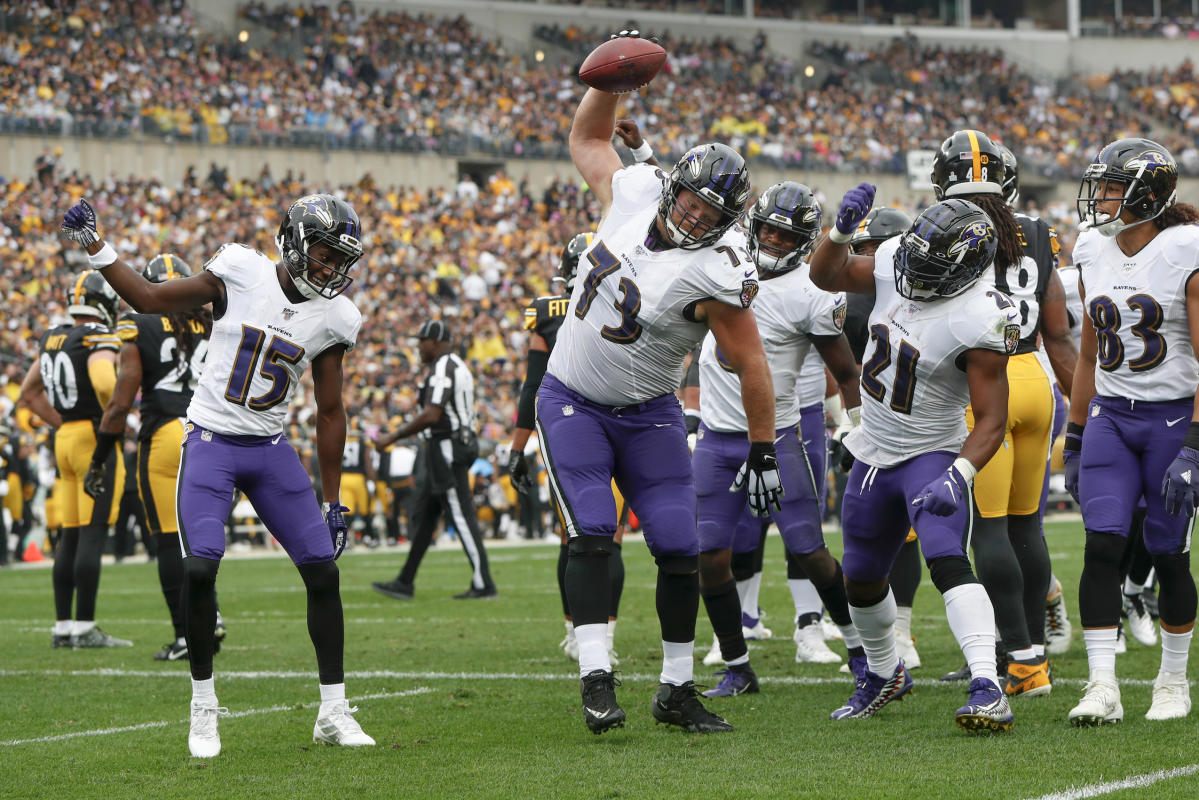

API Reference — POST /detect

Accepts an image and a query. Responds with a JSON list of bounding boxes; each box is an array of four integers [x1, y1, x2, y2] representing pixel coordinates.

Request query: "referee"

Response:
[[371, 320, 497, 599]]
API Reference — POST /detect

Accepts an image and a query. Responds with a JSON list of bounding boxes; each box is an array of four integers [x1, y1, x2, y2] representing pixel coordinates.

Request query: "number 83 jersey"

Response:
[[187, 244, 363, 437], [1073, 226, 1199, 402], [845, 236, 1020, 468], [547, 165, 757, 406]]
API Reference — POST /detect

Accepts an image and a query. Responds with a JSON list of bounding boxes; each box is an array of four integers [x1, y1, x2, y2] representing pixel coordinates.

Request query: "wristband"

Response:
[[1184, 422, 1199, 450], [1063, 421, 1084, 453], [828, 228, 853, 245], [88, 242, 118, 268], [91, 430, 122, 465], [631, 141, 653, 162], [823, 392, 843, 420], [952, 456, 978, 483]]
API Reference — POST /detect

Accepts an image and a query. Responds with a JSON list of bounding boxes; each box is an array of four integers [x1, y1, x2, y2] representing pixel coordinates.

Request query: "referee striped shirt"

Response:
[[419, 353, 477, 440]]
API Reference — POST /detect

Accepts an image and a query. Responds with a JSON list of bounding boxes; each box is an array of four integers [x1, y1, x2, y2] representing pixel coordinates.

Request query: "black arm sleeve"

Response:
[[516, 349, 550, 430], [681, 346, 701, 389]]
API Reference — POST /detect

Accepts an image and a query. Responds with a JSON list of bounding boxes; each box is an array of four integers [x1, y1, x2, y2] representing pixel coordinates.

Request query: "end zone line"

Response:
[[0, 687, 433, 747], [1023, 763, 1199, 800]]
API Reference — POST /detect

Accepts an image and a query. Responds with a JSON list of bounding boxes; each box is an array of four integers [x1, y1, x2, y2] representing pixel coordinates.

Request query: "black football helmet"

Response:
[[930, 129, 1006, 200], [995, 144, 1019, 208], [746, 182, 821, 274], [893, 199, 997, 301], [658, 143, 751, 250], [67, 271, 120, 327], [143, 253, 192, 283], [275, 193, 363, 299], [557, 232, 594, 290], [1077, 138, 1178, 237], [849, 207, 913, 255]]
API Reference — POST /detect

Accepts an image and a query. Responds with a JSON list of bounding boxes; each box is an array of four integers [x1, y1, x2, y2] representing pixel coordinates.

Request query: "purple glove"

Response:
[[912, 464, 969, 517], [323, 502, 350, 559], [1063, 422, 1083, 505], [62, 198, 101, 247], [1162, 446, 1199, 517], [834, 183, 876, 236]]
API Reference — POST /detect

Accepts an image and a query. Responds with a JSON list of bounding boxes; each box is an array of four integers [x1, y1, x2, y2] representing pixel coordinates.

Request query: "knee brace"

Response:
[[731, 550, 756, 581], [568, 535, 618, 558], [654, 553, 698, 575], [1084, 530, 1126, 568], [1151, 552, 1197, 627], [298, 559, 340, 594], [1079, 531, 1126, 628], [927, 555, 977, 594], [184, 555, 220, 587]]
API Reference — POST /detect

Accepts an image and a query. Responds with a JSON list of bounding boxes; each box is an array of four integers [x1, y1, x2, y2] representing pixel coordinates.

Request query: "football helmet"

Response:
[[930, 129, 1006, 199], [849, 207, 913, 254], [747, 181, 821, 274], [67, 271, 120, 327], [995, 144, 1020, 207], [557, 232, 594, 290], [275, 194, 363, 299], [893, 199, 997, 301], [658, 143, 751, 250], [143, 253, 192, 283], [1077, 138, 1177, 237]]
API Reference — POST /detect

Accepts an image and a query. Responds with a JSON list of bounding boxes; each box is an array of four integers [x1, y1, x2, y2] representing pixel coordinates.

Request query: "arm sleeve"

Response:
[[516, 349, 550, 430]]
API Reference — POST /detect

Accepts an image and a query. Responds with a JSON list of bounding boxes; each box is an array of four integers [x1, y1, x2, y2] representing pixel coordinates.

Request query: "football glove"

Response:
[[62, 199, 101, 247], [912, 463, 970, 517], [730, 441, 784, 518], [83, 461, 107, 500], [323, 502, 350, 560], [1162, 446, 1199, 517], [610, 29, 660, 43], [1062, 422, 1083, 505], [508, 449, 533, 495], [828, 405, 860, 473], [834, 183, 876, 237]]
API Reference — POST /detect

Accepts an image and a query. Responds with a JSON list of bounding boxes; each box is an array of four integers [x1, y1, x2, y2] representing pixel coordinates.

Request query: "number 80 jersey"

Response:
[[844, 236, 1019, 468], [187, 244, 362, 437], [547, 165, 757, 406]]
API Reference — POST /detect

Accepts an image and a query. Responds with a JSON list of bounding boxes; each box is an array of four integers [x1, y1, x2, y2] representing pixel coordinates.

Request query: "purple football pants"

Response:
[[798, 402, 829, 516]]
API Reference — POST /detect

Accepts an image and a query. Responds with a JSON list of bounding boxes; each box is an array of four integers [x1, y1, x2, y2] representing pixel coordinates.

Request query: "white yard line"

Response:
[[1023, 764, 1199, 800]]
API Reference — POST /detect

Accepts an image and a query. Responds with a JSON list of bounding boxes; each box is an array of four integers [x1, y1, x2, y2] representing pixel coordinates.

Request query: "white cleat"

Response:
[[1145, 671, 1191, 720], [896, 634, 922, 670], [607, 646, 620, 668], [314, 701, 376, 746], [1122, 595, 1157, 648], [1068, 678, 1123, 727], [560, 626, 579, 661], [793, 624, 843, 664], [1044, 584, 1073, 656], [743, 621, 773, 641], [821, 613, 844, 641], [188, 702, 228, 758], [702, 634, 724, 667], [1114, 625, 1127, 655]]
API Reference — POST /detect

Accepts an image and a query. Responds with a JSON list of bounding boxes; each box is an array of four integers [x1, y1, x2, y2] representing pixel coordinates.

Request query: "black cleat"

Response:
[[372, 579, 415, 600], [214, 614, 227, 655], [940, 662, 971, 682], [651, 681, 734, 733], [51, 633, 72, 649], [453, 586, 498, 599], [154, 641, 190, 661], [580, 669, 625, 734]]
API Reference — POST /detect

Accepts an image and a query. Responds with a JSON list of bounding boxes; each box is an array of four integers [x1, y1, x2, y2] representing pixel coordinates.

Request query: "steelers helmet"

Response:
[[67, 271, 120, 327], [144, 253, 192, 283]]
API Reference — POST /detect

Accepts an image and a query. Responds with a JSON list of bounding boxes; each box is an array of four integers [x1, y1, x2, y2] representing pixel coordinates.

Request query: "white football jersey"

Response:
[[1072, 225, 1199, 401], [795, 348, 827, 409], [187, 243, 362, 436], [547, 165, 757, 405], [699, 264, 846, 432], [1058, 265, 1085, 351], [845, 236, 1020, 468]]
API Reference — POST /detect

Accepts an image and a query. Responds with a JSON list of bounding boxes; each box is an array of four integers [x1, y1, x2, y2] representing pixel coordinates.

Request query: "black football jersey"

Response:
[[993, 215, 1059, 355], [37, 323, 120, 422], [116, 313, 209, 439], [341, 432, 369, 474], [522, 293, 570, 352]]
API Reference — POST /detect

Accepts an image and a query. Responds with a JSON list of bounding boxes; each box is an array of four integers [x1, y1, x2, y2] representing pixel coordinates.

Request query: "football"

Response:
[[578, 37, 667, 94]]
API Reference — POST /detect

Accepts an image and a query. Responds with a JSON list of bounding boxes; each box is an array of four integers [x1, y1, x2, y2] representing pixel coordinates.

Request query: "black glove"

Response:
[[508, 449, 533, 495], [83, 461, 107, 499], [730, 441, 784, 517]]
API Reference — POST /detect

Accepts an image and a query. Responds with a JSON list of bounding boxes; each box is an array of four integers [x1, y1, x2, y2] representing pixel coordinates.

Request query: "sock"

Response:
[[735, 579, 754, 623], [564, 620, 575, 639], [605, 619, 616, 652], [1082, 627, 1118, 680], [319, 682, 346, 711], [943, 583, 999, 685], [1032, 643, 1045, 658], [191, 677, 217, 705], [576, 623, 609, 677], [1161, 629, 1193, 674], [74, 620, 96, 635], [176, 636, 187, 647], [848, 589, 898, 677], [660, 640, 694, 685], [53, 620, 72, 636], [839, 624, 863, 650], [744, 571, 763, 618], [788, 578, 822, 620], [1009, 647, 1037, 662], [894, 605, 913, 642]]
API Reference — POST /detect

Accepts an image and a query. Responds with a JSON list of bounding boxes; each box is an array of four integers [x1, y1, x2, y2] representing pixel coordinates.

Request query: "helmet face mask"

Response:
[[68, 271, 120, 327], [558, 232, 594, 290], [893, 199, 997, 302], [747, 181, 820, 274], [657, 143, 751, 250], [996, 144, 1019, 208], [275, 194, 363, 299], [1077, 138, 1177, 237], [930, 129, 1006, 201]]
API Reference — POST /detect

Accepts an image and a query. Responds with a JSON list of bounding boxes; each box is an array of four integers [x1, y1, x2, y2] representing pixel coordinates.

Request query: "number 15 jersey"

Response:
[[547, 165, 757, 406], [845, 237, 1019, 468], [187, 244, 362, 437]]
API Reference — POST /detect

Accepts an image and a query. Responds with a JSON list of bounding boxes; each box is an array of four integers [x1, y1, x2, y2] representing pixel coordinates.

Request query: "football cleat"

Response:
[[1004, 656, 1052, 698], [214, 613, 227, 653], [701, 634, 724, 666], [1068, 678, 1123, 726], [955, 678, 1015, 733], [1044, 582, 1073, 655], [793, 623, 843, 664], [71, 627, 133, 648], [896, 634, 922, 670], [313, 701, 376, 746], [580, 669, 625, 734], [188, 702, 228, 758], [1114, 622, 1127, 655], [154, 641, 190, 662], [560, 625, 579, 661], [1141, 586, 1160, 619], [372, 578, 414, 600], [1145, 671, 1191, 720], [453, 586, 498, 599], [821, 613, 844, 641], [651, 681, 733, 732], [830, 662, 913, 720], [742, 620, 773, 641], [940, 662, 971, 682], [701, 665, 760, 697], [1121, 594, 1157, 647], [51, 633, 72, 649]]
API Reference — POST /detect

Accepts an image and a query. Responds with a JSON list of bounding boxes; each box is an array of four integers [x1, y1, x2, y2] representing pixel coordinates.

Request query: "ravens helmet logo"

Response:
[[947, 221, 994, 263]]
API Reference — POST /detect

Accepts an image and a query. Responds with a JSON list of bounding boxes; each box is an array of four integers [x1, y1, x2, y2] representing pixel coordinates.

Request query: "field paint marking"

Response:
[[1023, 763, 1199, 800], [0, 687, 432, 747]]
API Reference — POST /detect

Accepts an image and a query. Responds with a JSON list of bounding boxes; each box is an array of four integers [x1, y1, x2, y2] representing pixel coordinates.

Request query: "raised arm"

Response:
[[569, 89, 624, 217], [808, 184, 880, 295]]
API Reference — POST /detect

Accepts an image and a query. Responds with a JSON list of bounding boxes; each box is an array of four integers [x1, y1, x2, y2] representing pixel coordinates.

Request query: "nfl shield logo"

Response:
[[282, 308, 297, 321]]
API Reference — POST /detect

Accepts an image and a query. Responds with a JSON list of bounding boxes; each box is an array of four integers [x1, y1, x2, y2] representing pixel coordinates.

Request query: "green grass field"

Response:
[[1, 519, 1197, 800]]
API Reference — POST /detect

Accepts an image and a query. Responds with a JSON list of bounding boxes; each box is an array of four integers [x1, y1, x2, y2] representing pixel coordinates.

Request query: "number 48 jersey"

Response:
[[844, 236, 1020, 468], [547, 165, 757, 406], [186, 243, 362, 437]]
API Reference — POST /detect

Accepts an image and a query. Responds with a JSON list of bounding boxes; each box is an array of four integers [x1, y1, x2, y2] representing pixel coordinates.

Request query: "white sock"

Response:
[[660, 640, 694, 685], [191, 677, 217, 705], [606, 619, 616, 651], [788, 578, 822, 620], [564, 620, 575, 638], [176, 636, 187, 647], [576, 623, 609, 677], [894, 605, 913, 642], [1032, 643, 1045, 658], [1161, 629, 1193, 675], [744, 571, 764, 618], [725, 652, 750, 667], [839, 623, 863, 650], [53, 620, 72, 636], [74, 620, 96, 635], [943, 584, 999, 685], [319, 682, 346, 711], [1123, 576, 1144, 596], [1083, 627, 1118, 680], [848, 589, 898, 677]]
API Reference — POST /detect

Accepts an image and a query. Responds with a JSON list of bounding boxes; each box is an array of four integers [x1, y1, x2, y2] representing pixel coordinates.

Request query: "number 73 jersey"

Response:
[[1072, 226, 1199, 401], [844, 236, 1020, 468], [547, 165, 757, 406], [186, 244, 362, 437]]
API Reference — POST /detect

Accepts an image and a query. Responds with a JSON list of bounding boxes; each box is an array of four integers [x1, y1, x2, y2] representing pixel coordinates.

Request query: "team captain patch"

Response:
[[1003, 323, 1020, 354], [740, 279, 759, 309]]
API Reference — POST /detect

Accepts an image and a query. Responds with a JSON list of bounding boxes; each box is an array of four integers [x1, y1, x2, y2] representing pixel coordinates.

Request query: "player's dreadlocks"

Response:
[[1156, 202, 1199, 230], [166, 306, 212, 369], [971, 193, 1024, 272]]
